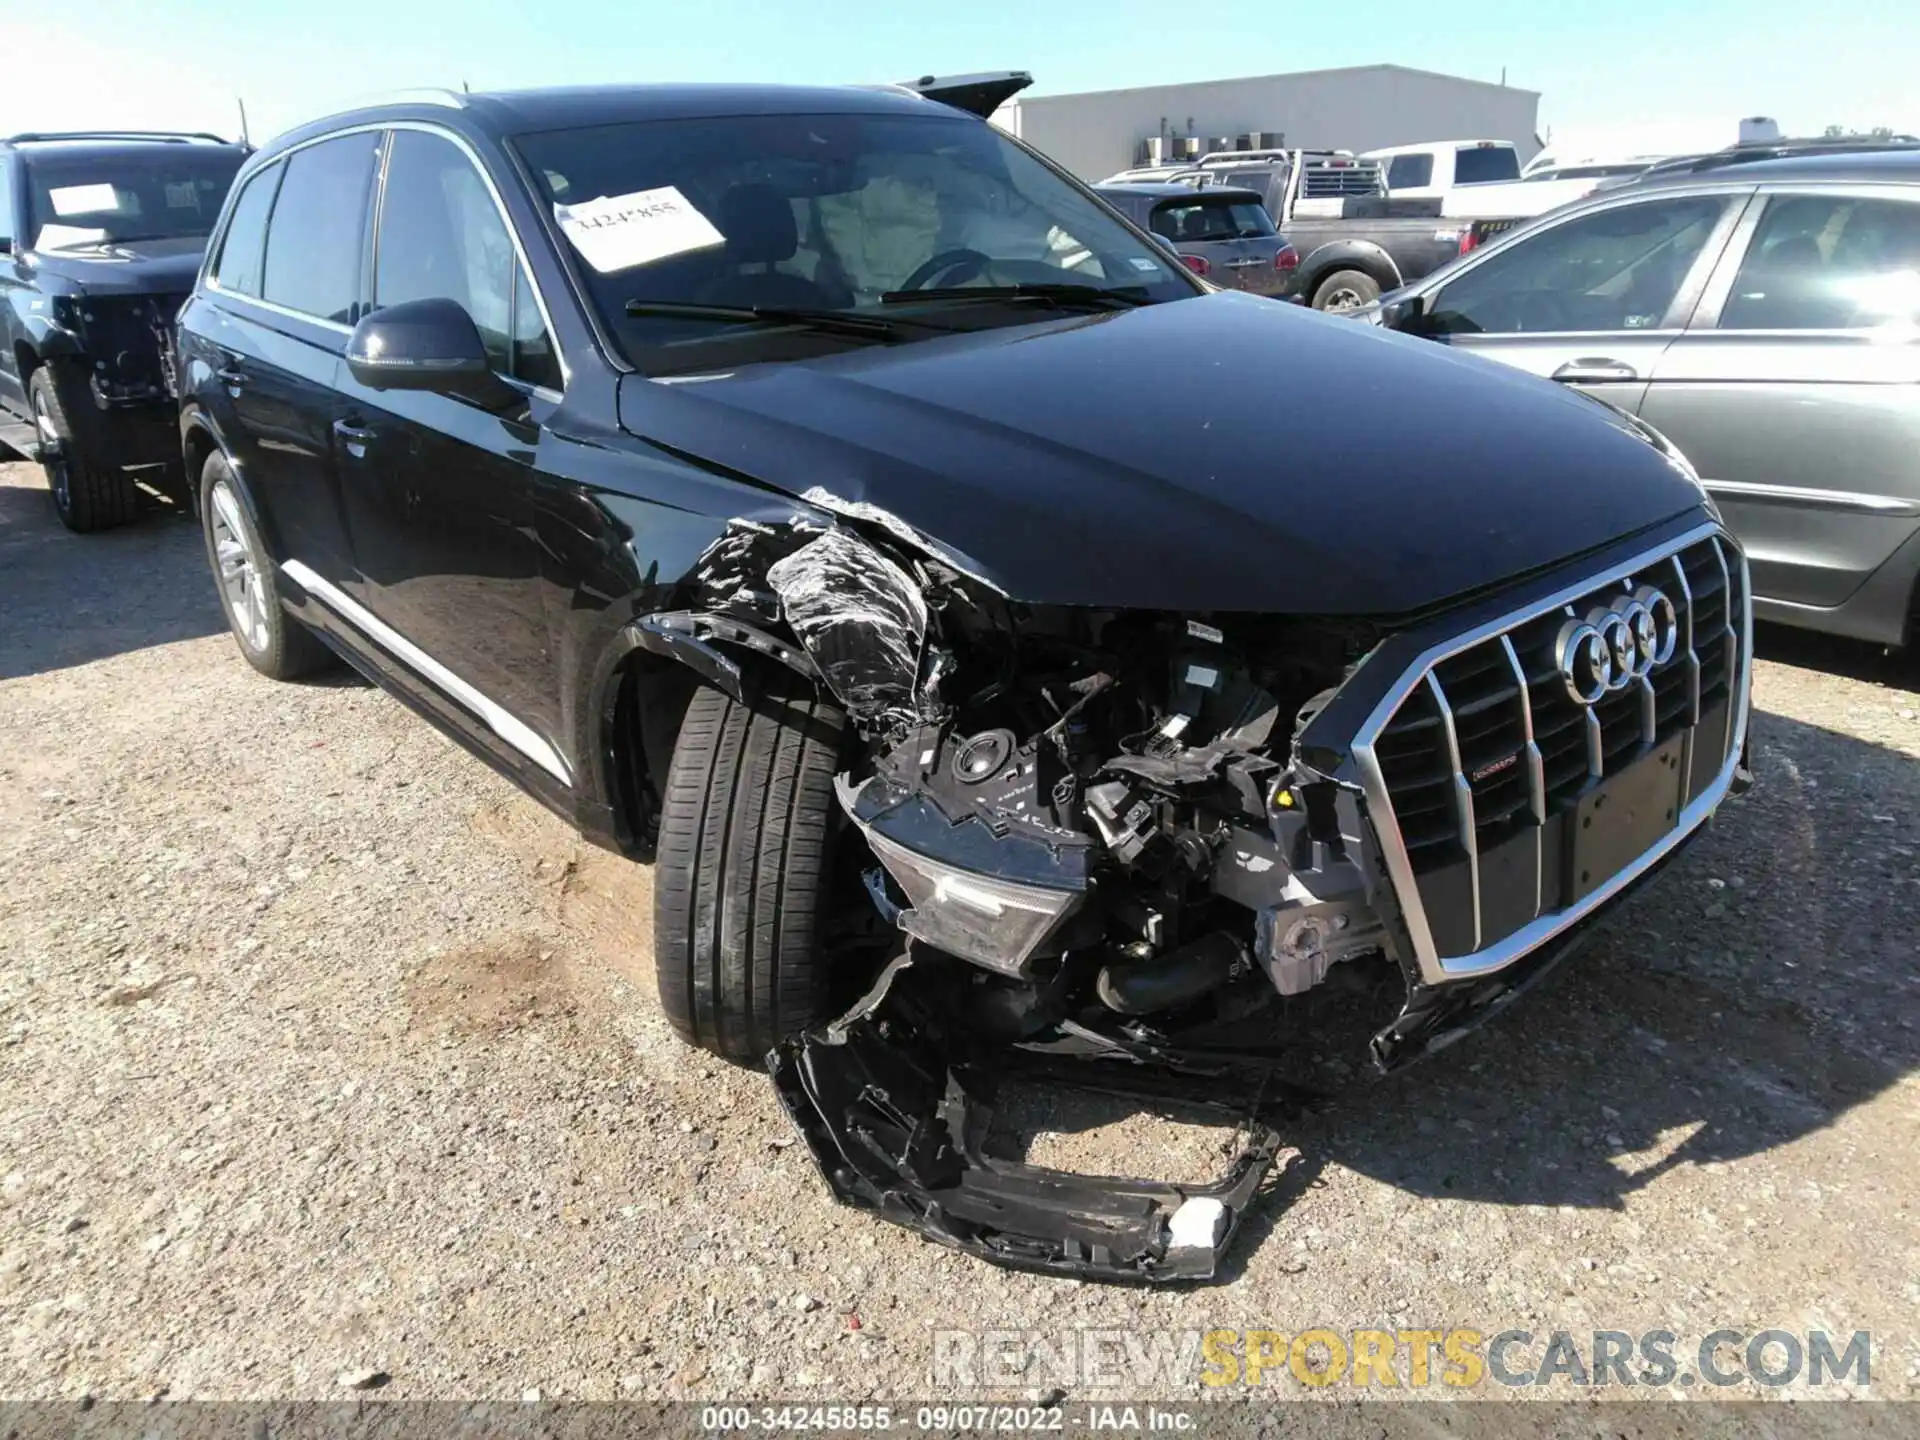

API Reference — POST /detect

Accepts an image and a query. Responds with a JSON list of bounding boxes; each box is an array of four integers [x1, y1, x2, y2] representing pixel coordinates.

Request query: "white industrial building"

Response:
[[992, 64, 1542, 181]]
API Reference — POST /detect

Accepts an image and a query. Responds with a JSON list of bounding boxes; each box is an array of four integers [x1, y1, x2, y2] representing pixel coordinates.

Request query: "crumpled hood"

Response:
[[28, 235, 206, 296], [616, 290, 1706, 615]]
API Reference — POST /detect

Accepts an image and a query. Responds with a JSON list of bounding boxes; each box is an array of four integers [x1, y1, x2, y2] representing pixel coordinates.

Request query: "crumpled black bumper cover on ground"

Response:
[[769, 957, 1305, 1283], [770, 796, 1737, 1283]]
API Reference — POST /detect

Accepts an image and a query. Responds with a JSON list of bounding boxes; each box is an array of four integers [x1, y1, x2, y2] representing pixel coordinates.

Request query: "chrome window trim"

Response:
[[1351, 519, 1752, 987], [204, 279, 355, 335], [281, 559, 573, 787]]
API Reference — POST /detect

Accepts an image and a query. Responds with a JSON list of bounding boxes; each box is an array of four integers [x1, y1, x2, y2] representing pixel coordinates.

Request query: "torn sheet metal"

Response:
[[797, 486, 1003, 593], [767, 528, 928, 721], [769, 954, 1303, 1283]]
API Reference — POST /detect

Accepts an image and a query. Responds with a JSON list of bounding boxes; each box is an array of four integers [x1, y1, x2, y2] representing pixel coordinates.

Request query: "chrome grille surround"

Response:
[[1350, 521, 1752, 988]]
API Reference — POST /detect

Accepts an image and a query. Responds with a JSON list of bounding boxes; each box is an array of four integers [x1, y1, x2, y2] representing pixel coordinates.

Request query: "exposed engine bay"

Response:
[[644, 499, 1621, 1281]]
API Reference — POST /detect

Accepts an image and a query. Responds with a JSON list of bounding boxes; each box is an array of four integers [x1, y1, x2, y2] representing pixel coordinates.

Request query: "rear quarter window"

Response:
[[210, 162, 282, 298]]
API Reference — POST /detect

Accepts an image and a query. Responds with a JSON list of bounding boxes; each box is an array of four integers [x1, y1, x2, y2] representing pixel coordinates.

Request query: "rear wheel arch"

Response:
[[180, 416, 219, 510], [1300, 243, 1399, 300]]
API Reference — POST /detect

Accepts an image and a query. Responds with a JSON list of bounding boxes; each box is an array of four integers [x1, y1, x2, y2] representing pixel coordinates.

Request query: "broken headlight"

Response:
[[862, 826, 1083, 978]]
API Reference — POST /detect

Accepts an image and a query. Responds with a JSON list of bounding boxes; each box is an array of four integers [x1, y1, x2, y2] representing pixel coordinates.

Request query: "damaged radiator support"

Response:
[[769, 954, 1309, 1284]]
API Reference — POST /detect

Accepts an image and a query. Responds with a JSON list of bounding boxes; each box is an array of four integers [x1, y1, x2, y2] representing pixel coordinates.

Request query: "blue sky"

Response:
[[3, 0, 1915, 146]]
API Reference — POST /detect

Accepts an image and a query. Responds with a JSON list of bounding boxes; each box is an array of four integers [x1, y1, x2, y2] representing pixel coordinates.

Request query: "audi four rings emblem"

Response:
[[1557, 587, 1679, 706]]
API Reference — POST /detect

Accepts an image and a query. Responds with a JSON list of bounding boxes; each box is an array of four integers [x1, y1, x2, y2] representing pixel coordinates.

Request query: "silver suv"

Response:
[[1366, 144, 1920, 647]]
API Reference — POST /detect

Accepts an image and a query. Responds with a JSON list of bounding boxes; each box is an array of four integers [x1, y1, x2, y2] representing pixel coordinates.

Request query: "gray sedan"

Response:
[[1362, 145, 1920, 647], [1094, 182, 1301, 299]]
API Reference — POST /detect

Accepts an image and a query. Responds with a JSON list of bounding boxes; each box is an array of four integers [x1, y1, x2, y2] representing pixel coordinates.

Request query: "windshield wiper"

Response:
[[622, 299, 906, 340], [879, 282, 1153, 310]]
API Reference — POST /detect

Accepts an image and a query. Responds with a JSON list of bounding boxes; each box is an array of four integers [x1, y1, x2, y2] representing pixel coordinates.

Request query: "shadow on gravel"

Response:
[[0, 464, 222, 681], [990, 706, 1918, 1268], [1754, 619, 1918, 688]]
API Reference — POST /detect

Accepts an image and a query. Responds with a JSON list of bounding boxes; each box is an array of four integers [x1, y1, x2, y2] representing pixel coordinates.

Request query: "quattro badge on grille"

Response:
[[1557, 586, 1678, 706]]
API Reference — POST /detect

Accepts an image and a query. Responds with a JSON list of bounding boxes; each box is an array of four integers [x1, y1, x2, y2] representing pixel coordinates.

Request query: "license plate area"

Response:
[[1566, 733, 1686, 904]]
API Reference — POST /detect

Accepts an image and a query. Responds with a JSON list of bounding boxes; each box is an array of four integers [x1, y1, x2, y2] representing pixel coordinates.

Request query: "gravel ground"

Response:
[[2, 457, 1917, 1405]]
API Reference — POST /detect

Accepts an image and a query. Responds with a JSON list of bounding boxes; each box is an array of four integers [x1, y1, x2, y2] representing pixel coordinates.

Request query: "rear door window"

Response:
[[210, 161, 282, 298], [1719, 194, 1920, 330], [1452, 146, 1519, 186], [261, 132, 380, 324]]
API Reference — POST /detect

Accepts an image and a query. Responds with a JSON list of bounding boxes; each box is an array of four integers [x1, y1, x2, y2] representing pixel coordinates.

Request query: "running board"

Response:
[[0, 414, 44, 461]]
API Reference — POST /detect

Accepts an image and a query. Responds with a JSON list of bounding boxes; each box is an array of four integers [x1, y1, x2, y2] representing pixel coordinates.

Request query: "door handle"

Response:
[[333, 418, 375, 455], [216, 366, 248, 387], [1551, 357, 1638, 383]]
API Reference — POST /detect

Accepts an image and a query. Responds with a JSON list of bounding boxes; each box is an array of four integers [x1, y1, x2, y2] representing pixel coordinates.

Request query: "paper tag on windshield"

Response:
[[49, 183, 122, 217], [554, 187, 725, 274]]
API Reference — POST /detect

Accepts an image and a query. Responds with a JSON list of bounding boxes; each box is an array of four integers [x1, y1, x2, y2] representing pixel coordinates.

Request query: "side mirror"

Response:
[[345, 297, 516, 409], [0, 236, 13, 257], [1378, 291, 1432, 333]]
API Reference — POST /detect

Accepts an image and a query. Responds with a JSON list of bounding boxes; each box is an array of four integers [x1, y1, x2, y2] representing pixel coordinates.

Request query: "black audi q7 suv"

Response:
[[176, 78, 1753, 1281]]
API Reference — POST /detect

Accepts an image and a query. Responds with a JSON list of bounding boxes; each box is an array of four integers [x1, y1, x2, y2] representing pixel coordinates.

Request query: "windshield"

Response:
[[26, 149, 244, 251], [512, 110, 1197, 374]]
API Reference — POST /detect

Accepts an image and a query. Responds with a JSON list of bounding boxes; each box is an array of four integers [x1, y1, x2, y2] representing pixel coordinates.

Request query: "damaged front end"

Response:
[[666, 500, 1749, 1281]]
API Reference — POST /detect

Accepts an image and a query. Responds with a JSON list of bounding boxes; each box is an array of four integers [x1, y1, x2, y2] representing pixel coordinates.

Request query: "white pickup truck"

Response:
[[1357, 139, 1522, 200]]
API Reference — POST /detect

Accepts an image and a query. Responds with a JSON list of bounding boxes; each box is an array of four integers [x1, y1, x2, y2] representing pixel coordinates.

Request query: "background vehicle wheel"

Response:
[[31, 368, 137, 533], [1312, 269, 1382, 313], [199, 451, 334, 681], [654, 672, 848, 1063]]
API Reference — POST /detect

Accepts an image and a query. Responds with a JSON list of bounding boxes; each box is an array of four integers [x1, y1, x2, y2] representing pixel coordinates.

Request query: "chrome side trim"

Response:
[[1350, 520, 1751, 986], [1702, 478, 1920, 518], [280, 559, 572, 787]]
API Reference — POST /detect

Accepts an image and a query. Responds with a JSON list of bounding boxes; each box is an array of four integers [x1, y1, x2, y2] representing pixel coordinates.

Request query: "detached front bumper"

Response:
[[771, 956, 1306, 1284]]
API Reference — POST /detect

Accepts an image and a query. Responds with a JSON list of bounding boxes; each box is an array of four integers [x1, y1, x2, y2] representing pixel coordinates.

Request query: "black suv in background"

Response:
[[177, 81, 1750, 1281], [0, 131, 246, 530]]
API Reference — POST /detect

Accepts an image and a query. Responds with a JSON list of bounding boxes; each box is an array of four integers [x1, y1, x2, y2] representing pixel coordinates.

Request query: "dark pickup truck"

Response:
[[1120, 149, 1464, 311]]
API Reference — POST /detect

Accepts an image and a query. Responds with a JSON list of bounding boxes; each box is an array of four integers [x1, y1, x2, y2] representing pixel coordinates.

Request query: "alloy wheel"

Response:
[[209, 479, 270, 653]]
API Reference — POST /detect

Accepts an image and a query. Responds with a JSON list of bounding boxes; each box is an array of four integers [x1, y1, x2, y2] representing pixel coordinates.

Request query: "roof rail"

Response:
[[1645, 134, 1920, 177], [3, 129, 234, 146], [300, 87, 470, 124], [368, 87, 470, 110]]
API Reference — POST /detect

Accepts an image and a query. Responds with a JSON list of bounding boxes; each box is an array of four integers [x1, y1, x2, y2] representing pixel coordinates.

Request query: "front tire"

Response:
[[654, 672, 848, 1063], [32, 367, 137, 533], [199, 451, 334, 681], [1312, 269, 1382, 313]]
